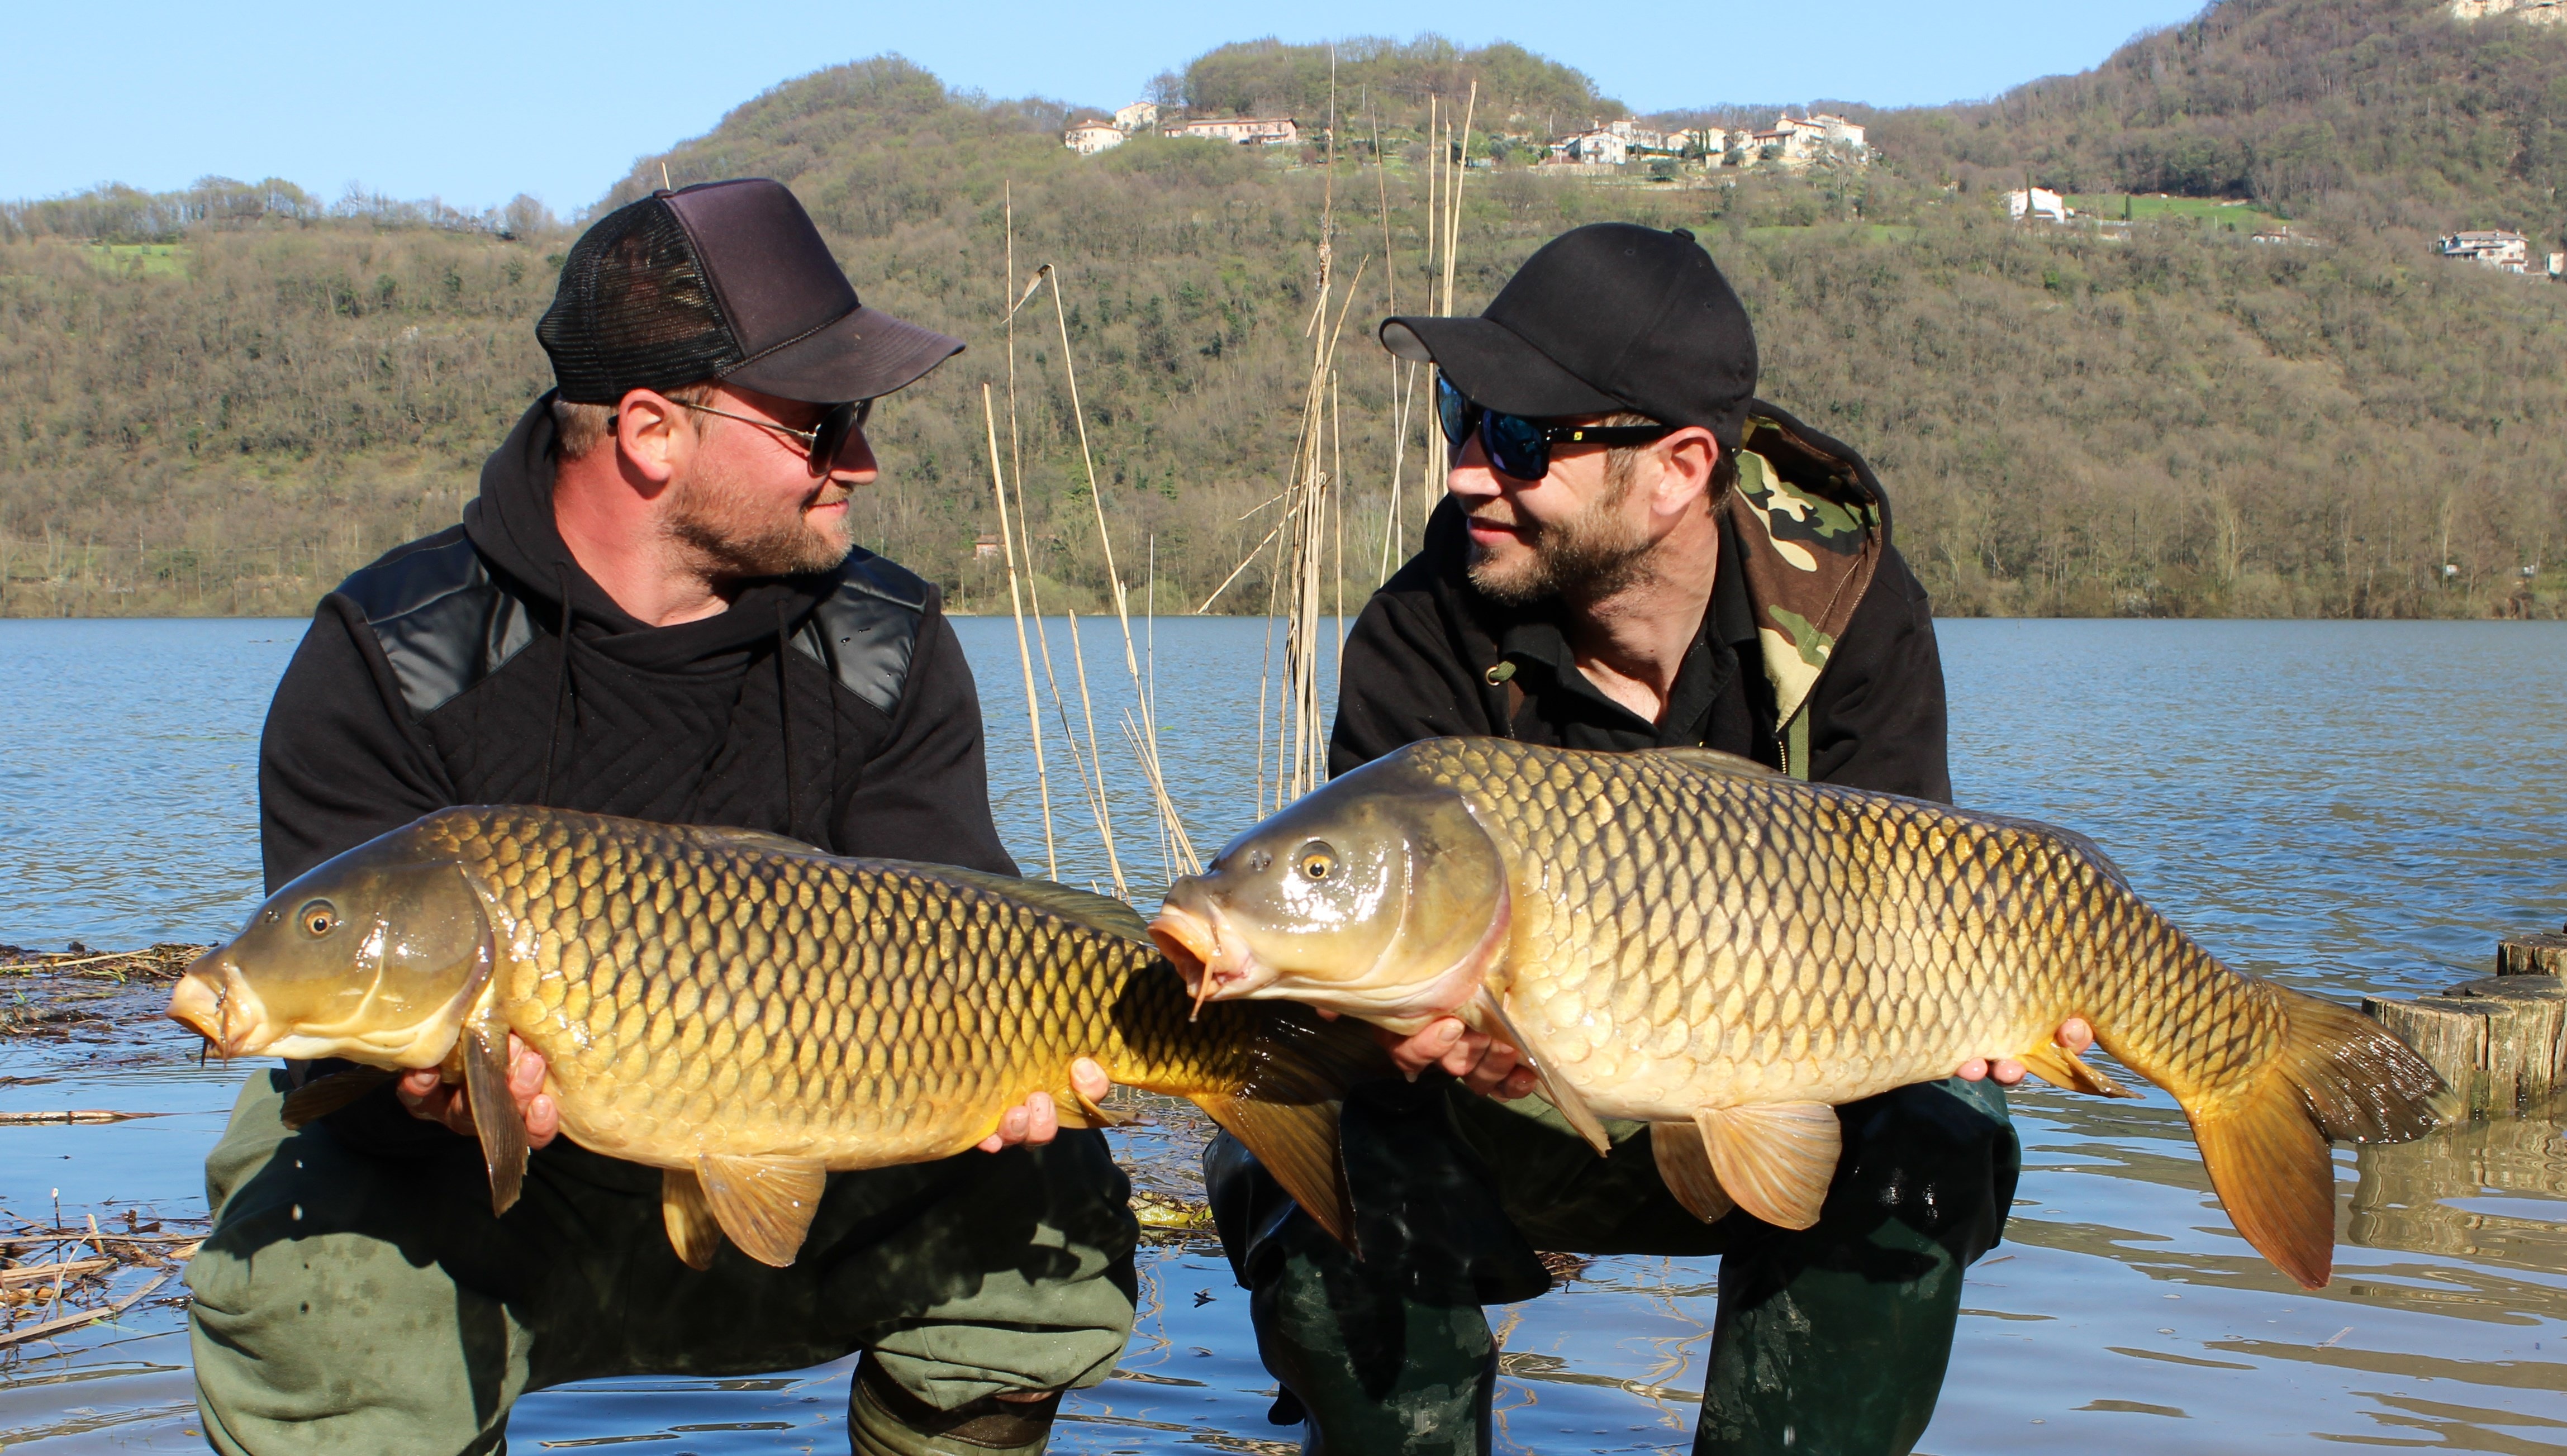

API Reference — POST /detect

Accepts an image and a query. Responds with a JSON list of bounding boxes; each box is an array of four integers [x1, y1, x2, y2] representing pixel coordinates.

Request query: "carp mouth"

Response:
[[1148, 903, 1277, 1017], [168, 952, 265, 1059]]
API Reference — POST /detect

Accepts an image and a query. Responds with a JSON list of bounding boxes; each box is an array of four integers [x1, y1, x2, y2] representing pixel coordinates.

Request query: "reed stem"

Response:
[[980, 384, 1057, 879]]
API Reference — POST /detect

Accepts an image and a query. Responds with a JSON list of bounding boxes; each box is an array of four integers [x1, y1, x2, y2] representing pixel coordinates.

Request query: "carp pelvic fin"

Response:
[[1059, 1084, 1137, 1130], [462, 1020, 529, 1218], [2178, 992, 2444, 1291], [661, 1167, 722, 1271], [1476, 989, 1612, 1156], [1696, 1102, 1841, 1231], [695, 1154, 828, 1269], [1649, 1120, 1737, 1224], [279, 1067, 397, 1129], [2019, 1041, 2141, 1099]]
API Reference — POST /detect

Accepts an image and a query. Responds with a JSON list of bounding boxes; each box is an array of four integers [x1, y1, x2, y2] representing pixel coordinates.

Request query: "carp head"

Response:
[[169, 821, 495, 1068], [1151, 751, 1511, 1033]]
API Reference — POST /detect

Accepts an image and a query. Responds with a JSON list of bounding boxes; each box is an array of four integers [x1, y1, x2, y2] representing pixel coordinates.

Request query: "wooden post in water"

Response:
[[2363, 973, 2566, 1115], [2497, 930, 2567, 977]]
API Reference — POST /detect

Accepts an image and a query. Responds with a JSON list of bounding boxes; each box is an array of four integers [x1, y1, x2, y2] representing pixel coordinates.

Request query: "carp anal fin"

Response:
[[1696, 1102, 1841, 1231], [696, 1154, 827, 1268], [1475, 989, 1612, 1156], [2020, 1041, 2141, 1099], [280, 1067, 397, 1129], [1649, 1120, 1737, 1224], [462, 1021, 529, 1217], [1056, 1083, 1137, 1130], [662, 1166, 722, 1271]]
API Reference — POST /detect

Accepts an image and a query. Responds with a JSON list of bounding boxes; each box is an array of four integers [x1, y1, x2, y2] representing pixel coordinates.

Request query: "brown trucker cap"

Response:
[[537, 178, 962, 406]]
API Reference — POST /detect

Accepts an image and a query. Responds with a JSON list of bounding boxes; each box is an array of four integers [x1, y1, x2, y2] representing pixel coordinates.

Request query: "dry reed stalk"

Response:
[[980, 383, 1057, 879], [1062, 610, 1128, 899]]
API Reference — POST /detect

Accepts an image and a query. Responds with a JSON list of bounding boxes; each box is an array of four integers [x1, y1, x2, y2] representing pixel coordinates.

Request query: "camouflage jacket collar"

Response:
[[1718, 400, 1889, 737]]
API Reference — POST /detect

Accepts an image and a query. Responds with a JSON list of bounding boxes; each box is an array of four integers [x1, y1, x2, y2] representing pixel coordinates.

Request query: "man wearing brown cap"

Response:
[[184, 179, 1128, 1456], [1202, 223, 2090, 1455]]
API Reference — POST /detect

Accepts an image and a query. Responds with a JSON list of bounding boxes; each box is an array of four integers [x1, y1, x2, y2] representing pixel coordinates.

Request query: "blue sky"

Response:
[[9, 0, 2209, 216]]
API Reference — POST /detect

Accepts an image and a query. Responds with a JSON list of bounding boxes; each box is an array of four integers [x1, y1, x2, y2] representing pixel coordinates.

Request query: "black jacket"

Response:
[[260, 394, 1014, 889], [1330, 408, 1951, 801]]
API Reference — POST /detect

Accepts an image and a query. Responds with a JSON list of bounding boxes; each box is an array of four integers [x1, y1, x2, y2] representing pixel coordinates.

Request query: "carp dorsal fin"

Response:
[[1475, 988, 1614, 1157], [686, 825, 823, 856], [463, 1018, 529, 1218], [1649, 1120, 1737, 1224], [279, 1066, 397, 1129], [695, 1154, 828, 1268], [930, 866, 1154, 944], [1696, 1102, 1839, 1230], [1644, 747, 1781, 779], [661, 1166, 722, 1271], [2019, 1041, 2141, 1100]]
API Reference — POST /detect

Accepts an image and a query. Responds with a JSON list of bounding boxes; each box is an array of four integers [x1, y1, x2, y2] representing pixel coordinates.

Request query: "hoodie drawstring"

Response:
[[775, 603, 800, 846], [539, 560, 578, 806]]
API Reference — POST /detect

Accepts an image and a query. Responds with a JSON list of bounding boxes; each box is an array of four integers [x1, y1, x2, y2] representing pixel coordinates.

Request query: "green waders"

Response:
[[1205, 1074, 2017, 1456], [186, 1070, 1139, 1456]]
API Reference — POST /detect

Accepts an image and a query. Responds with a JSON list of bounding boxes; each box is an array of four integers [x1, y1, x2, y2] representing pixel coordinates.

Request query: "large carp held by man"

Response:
[[1151, 737, 2445, 1291], [167, 807, 1378, 1270]]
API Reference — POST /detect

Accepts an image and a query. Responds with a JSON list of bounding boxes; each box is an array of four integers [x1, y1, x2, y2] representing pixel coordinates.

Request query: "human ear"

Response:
[[1652, 428, 1720, 515], [612, 389, 687, 487]]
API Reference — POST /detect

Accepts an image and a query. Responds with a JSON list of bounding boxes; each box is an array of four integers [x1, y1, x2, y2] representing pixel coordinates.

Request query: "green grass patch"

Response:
[[1743, 222, 1919, 244], [83, 243, 188, 278], [2064, 194, 2283, 231]]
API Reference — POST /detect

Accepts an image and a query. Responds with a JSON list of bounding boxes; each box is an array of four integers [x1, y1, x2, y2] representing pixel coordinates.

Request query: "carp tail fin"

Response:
[[1187, 1006, 1389, 1254], [2180, 992, 2444, 1291]]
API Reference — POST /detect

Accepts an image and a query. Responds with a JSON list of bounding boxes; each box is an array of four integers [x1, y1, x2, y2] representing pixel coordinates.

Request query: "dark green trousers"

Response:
[[1206, 1076, 2018, 1456], [186, 1070, 1140, 1456]]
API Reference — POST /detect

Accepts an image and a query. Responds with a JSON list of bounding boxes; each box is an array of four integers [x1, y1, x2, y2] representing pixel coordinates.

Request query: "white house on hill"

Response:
[[1063, 120, 1124, 155], [1163, 116, 1300, 146], [1114, 101, 1159, 132], [2440, 230, 2532, 271], [2008, 187, 2070, 222]]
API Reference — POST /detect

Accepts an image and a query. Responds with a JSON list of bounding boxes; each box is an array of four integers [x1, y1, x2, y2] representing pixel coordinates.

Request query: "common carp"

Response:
[[1149, 737, 2442, 1290], [169, 806, 1377, 1269]]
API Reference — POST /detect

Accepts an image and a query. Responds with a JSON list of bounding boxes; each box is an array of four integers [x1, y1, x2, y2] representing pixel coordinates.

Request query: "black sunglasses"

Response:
[[1437, 377, 1674, 482], [679, 397, 873, 476]]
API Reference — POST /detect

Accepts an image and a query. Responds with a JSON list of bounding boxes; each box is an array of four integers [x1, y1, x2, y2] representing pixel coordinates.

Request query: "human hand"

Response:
[[1369, 1015, 1540, 1100], [1958, 1017, 2097, 1087], [978, 1058, 1111, 1152], [397, 1032, 560, 1149]]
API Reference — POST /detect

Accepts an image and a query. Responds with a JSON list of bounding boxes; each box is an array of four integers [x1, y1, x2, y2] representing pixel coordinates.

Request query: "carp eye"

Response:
[[297, 900, 339, 938], [1296, 844, 1338, 882]]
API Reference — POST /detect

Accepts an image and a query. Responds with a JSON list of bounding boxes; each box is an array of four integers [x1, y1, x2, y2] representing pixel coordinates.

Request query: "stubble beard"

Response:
[[1465, 462, 1655, 606], [663, 460, 855, 581]]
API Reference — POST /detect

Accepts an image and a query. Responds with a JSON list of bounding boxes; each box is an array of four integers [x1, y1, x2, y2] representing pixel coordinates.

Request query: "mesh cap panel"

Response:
[[537, 197, 745, 405]]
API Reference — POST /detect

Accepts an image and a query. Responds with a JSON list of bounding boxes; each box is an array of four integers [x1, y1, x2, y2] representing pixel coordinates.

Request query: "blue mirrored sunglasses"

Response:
[[1435, 376, 1674, 481]]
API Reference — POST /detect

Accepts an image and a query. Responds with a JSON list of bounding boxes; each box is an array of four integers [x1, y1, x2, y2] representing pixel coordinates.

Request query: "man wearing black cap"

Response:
[[1203, 223, 2089, 1455], [184, 179, 1131, 1456]]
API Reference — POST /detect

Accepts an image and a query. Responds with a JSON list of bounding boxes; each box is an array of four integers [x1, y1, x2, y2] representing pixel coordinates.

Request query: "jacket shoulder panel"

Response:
[[794, 550, 929, 717], [333, 527, 534, 722]]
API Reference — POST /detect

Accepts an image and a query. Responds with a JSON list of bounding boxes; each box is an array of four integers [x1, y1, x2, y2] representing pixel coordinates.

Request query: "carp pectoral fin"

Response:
[[2019, 1041, 2141, 1099], [279, 1067, 397, 1129], [462, 1022, 529, 1217], [662, 1167, 721, 1271], [695, 1154, 827, 1269], [1649, 1121, 1736, 1224], [1476, 990, 1611, 1156], [1194, 1093, 1356, 1254], [1695, 1102, 1841, 1231]]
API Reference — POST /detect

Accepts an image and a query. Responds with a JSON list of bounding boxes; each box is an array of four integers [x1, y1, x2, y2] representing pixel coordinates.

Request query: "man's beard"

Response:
[[663, 465, 854, 579], [1465, 468, 1653, 606]]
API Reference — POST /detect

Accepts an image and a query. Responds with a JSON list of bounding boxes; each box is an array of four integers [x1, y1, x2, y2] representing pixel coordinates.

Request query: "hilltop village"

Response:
[[1063, 102, 1870, 175]]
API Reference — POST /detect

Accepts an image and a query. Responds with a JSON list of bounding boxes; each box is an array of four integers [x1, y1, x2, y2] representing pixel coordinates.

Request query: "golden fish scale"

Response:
[[408, 808, 1249, 1169], [1411, 740, 2285, 1116]]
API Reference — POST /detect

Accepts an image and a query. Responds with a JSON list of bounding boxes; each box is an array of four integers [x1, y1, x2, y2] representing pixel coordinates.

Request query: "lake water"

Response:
[[2, 615, 2563, 1454]]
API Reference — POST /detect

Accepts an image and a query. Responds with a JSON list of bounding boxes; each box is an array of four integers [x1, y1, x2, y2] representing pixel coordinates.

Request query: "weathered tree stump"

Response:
[[2497, 931, 2567, 978], [2364, 976, 2567, 1114]]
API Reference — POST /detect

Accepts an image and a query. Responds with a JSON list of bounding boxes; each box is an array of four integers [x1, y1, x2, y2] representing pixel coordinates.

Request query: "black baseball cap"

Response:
[[538, 178, 962, 406], [1380, 222, 1757, 450]]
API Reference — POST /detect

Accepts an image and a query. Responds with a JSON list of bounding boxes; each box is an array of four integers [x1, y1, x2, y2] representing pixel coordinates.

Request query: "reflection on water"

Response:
[[1, 616, 2563, 1452]]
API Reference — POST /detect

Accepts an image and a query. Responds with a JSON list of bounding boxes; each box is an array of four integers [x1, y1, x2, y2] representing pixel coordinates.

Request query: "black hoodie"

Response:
[[258, 395, 1014, 892]]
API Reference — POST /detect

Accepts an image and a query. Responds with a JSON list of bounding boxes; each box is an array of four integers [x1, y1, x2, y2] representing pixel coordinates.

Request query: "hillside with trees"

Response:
[[2, 0, 2561, 619]]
